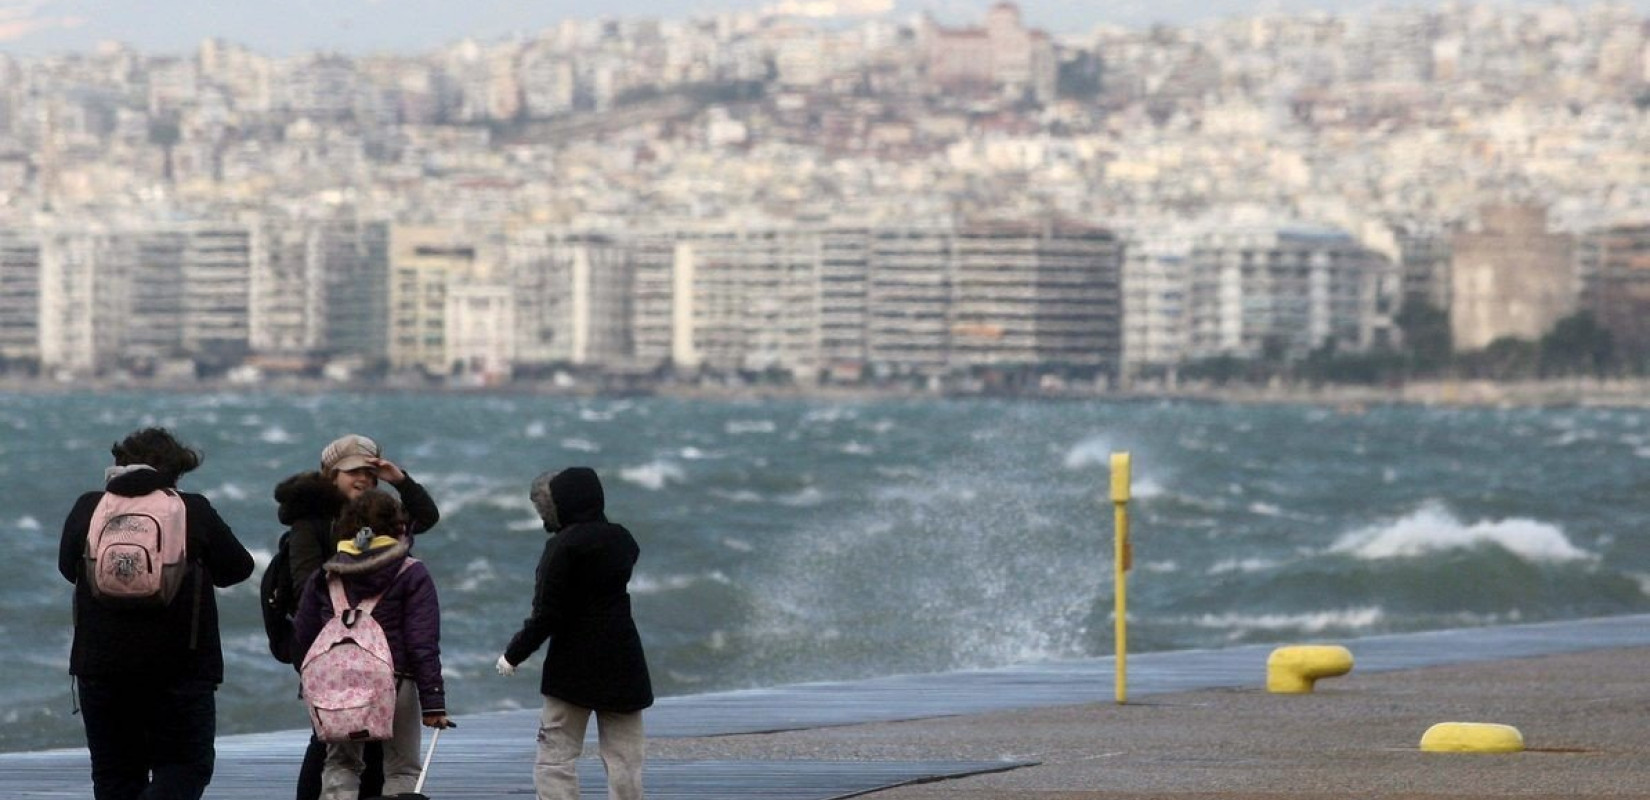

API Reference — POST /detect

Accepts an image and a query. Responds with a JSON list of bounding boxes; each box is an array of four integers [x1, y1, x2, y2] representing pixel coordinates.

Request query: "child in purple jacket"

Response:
[[292, 490, 452, 800]]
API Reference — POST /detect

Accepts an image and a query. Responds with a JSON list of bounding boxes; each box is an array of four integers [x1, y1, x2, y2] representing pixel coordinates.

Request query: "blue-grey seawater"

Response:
[[2, 391, 1647, 753]]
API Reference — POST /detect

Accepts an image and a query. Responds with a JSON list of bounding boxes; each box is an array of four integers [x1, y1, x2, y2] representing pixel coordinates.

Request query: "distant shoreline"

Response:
[[4, 375, 1648, 410]]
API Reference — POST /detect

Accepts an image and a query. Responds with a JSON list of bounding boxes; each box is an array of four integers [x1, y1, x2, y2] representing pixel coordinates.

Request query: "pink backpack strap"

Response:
[[331, 558, 420, 622]]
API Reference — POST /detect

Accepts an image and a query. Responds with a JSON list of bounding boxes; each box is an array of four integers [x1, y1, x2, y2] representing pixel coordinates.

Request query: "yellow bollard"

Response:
[[1420, 722, 1525, 753], [1266, 645, 1353, 693], [1110, 452, 1131, 705]]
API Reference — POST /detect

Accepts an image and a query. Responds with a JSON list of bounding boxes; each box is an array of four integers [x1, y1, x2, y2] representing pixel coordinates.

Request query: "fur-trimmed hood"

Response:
[[321, 535, 411, 599], [274, 471, 345, 526]]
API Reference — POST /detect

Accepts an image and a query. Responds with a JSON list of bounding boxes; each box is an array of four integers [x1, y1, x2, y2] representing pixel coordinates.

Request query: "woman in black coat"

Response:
[[498, 467, 652, 800], [58, 427, 255, 800]]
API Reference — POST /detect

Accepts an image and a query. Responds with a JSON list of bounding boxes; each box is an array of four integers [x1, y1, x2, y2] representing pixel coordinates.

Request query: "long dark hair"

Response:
[[110, 427, 202, 485]]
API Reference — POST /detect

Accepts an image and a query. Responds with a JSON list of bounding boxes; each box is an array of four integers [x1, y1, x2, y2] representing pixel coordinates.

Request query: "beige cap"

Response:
[[321, 434, 380, 474]]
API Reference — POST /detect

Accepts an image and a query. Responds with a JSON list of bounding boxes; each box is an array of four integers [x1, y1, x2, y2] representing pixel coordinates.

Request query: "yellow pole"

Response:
[[1110, 451, 1131, 705]]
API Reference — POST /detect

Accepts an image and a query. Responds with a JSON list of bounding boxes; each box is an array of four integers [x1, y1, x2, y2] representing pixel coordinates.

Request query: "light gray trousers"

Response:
[[322, 679, 423, 800], [534, 695, 645, 800]]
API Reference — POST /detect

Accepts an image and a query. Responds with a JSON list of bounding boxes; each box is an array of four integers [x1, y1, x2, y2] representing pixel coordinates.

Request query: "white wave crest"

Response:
[[1207, 557, 1278, 575], [1061, 435, 1114, 469], [561, 438, 600, 453], [1132, 477, 1165, 499], [709, 488, 764, 504], [1329, 502, 1594, 563], [631, 570, 729, 595], [15, 515, 40, 531], [725, 419, 777, 435], [776, 487, 826, 507], [620, 461, 686, 491], [259, 426, 294, 444], [1189, 607, 1385, 632]]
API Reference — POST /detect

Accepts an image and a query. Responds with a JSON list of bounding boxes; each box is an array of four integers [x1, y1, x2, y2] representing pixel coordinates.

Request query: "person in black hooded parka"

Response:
[[497, 466, 653, 800], [58, 427, 255, 800]]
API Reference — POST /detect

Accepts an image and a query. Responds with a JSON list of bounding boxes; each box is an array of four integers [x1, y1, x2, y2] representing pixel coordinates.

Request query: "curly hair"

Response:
[[110, 427, 202, 484], [336, 489, 407, 542]]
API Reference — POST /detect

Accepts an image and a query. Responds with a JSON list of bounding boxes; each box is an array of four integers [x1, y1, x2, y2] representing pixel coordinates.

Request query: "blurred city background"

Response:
[[0, 0, 1647, 392]]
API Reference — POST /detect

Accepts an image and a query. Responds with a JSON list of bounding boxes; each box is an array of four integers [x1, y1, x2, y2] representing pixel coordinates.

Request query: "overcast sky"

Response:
[[1, 0, 1645, 56]]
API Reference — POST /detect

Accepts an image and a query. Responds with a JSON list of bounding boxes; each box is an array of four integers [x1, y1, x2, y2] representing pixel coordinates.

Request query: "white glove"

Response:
[[496, 654, 516, 677]]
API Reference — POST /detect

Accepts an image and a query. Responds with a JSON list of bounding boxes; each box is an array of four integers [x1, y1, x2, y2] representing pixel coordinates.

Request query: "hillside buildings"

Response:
[[0, 1, 1647, 386]]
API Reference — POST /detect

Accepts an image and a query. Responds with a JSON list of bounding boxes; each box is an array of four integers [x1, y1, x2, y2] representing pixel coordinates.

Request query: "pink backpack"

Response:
[[300, 560, 414, 743], [84, 489, 189, 606]]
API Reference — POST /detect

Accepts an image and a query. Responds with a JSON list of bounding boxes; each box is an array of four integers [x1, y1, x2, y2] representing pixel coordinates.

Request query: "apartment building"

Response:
[[0, 229, 40, 365], [179, 222, 252, 363], [818, 226, 872, 379], [249, 216, 391, 361], [1581, 221, 1650, 362], [1122, 231, 1193, 377], [677, 227, 823, 377], [950, 220, 1121, 374], [508, 229, 636, 369], [389, 225, 489, 374], [867, 226, 953, 375], [1187, 226, 1384, 361]]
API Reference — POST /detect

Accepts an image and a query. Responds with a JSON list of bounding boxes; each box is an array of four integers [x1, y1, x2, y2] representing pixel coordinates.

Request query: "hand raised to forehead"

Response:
[[366, 457, 406, 484]]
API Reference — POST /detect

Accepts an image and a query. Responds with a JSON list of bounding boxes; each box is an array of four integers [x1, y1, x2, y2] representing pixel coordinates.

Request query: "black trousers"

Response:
[[77, 676, 217, 800], [297, 735, 384, 800]]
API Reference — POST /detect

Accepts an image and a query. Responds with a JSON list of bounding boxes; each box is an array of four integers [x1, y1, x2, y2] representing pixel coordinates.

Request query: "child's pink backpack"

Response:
[[84, 489, 189, 606], [300, 560, 414, 743]]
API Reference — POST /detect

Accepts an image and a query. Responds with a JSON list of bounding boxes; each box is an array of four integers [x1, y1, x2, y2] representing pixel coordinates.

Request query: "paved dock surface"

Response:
[[6, 614, 1650, 798]]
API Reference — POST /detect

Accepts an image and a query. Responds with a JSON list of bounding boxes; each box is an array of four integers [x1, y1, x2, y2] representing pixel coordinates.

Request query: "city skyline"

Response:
[[4, 0, 1649, 56]]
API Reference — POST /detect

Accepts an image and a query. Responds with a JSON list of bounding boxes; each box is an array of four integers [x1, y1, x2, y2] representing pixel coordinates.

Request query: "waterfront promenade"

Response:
[[4, 614, 1648, 798]]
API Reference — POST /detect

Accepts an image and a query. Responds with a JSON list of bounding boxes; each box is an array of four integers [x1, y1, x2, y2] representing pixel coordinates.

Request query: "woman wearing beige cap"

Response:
[[270, 433, 441, 800]]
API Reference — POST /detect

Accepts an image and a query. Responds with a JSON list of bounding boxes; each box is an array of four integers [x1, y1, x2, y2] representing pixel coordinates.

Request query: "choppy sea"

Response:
[[2, 390, 1647, 753]]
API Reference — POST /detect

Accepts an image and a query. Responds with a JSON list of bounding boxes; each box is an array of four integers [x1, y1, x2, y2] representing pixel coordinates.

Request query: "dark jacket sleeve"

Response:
[[58, 492, 102, 583], [291, 572, 333, 664], [399, 563, 446, 714], [288, 519, 331, 595], [504, 536, 569, 666], [392, 475, 440, 535], [186, 494, 254, 587]]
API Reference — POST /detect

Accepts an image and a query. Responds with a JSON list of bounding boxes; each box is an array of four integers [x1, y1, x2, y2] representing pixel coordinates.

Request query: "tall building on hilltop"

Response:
[[1450, 205, 1575, 351], [920, 2, 1057, 104]]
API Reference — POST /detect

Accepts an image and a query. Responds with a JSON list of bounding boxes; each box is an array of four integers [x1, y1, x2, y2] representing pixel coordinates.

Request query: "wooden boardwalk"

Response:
[[6, 613, 1649, 799]]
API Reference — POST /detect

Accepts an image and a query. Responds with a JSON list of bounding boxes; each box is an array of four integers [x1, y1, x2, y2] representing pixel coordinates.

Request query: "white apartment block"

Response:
[[249, 217, 324, 356], [680, 228, 823, 376], [446, 283, 515, 382], [508, 230, 635, 369], [818, 227, 871, 376], [1122, 231, 1193, 376], [179, 223, 252, 362], [1187, 226, 1386, 362], [0, 229, 40, 364]]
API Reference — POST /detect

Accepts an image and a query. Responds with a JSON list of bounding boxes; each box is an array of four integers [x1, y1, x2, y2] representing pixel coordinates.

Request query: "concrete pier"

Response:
[[6, 614, 1650, 798]]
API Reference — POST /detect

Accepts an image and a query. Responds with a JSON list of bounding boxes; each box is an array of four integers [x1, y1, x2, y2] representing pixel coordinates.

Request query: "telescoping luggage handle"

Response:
[[412, 726, 442, 796], [367, 721, 454, 800]]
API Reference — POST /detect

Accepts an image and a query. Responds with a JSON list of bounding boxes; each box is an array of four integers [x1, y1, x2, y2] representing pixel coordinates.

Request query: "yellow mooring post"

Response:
[[1110, 451, 1132, 704]]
